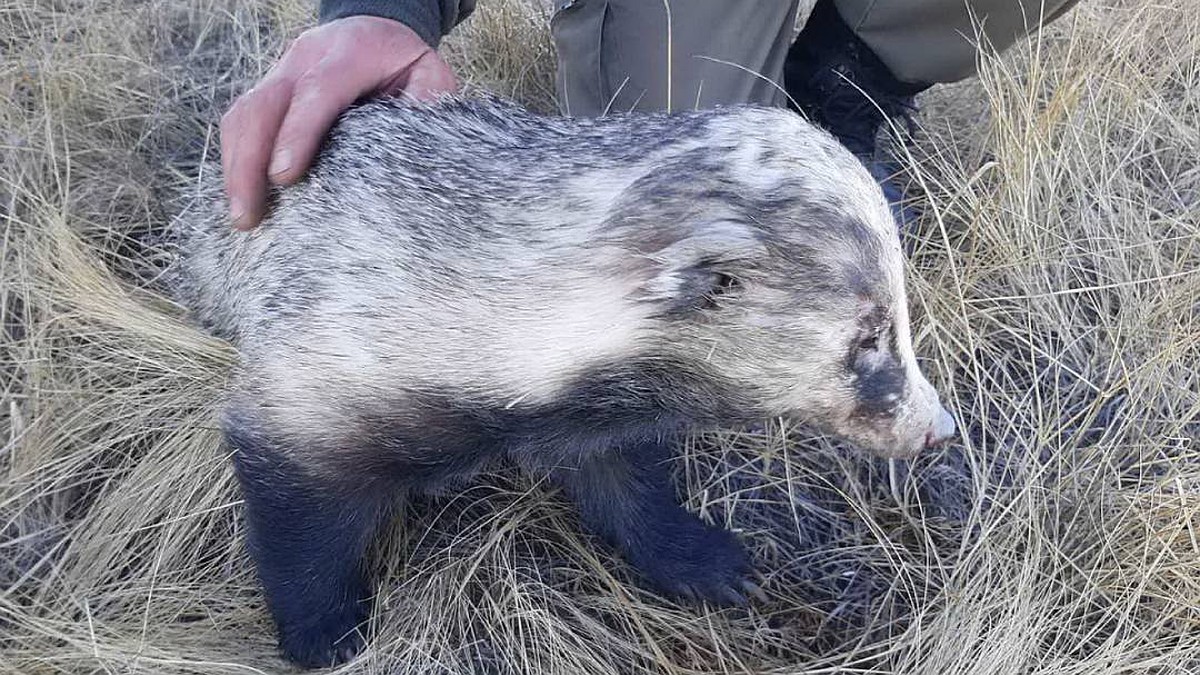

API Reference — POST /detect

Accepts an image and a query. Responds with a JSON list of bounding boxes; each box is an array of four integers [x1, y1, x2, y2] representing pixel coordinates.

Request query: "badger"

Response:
[[168, 94, 956, 668]]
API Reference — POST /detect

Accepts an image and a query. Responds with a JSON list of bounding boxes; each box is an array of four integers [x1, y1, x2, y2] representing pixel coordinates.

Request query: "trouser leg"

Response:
[[551, 0, 801, 116], [833, 0, 1084, 85]]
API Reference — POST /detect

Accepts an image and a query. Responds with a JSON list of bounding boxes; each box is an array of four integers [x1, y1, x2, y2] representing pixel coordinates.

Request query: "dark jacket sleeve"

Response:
[[318, 0, 476, 48]]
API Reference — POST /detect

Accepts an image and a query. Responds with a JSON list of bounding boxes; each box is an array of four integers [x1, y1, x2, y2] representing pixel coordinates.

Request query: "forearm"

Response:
[[318, 0, 476, 47]]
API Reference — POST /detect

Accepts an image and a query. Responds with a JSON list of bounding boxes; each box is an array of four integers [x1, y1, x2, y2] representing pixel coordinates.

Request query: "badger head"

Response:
[[615, 108, 955, 459]]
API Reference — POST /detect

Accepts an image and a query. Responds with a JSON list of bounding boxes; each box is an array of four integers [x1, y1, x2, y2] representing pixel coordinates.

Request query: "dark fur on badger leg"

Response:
[[225, 420, 391, 668], [549, 436, 757, 606]]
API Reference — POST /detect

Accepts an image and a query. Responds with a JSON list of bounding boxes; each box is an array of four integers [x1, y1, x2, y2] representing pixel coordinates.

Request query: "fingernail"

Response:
[[269, 147, 291, 177]]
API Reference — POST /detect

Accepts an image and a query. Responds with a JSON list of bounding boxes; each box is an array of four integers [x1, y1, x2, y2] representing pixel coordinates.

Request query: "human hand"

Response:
[[220, 16, 457, 229]]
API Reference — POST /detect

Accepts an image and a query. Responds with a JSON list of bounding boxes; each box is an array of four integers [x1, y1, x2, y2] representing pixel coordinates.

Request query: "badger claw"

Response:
[[716, 587, 749, 607], [741, 579, 768, 603]]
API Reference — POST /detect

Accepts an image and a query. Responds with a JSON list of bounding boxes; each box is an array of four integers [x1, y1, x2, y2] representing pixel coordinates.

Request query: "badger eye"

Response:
[[695, 272, 741, 311], [714, 272, 740, 293], [857, 334, 880, 352]]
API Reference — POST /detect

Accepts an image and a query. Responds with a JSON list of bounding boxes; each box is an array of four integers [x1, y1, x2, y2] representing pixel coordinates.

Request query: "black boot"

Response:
[[783, 0, 929, 226]]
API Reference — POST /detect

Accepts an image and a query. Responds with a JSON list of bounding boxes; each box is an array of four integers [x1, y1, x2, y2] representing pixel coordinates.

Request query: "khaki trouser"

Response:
[[552, 0, 1081, 117]]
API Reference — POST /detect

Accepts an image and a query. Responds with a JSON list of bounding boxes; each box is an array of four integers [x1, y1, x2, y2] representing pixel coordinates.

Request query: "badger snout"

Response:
[[889, 400, 956, 459], [926, 406, 956, 448], [844, 380, 957, 460]]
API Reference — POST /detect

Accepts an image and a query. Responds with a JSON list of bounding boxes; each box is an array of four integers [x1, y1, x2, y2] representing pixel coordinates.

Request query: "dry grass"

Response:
[[2, 0, 1198, 673]]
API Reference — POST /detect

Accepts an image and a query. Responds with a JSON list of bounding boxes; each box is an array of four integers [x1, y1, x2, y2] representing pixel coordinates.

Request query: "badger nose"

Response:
[[924, 407, 957, 448]]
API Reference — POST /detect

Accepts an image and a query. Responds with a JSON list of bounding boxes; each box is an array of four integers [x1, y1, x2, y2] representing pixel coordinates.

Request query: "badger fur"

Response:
[[169, 94, 956, 668]]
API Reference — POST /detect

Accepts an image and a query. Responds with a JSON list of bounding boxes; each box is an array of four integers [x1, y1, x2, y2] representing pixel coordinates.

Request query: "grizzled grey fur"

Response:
[[168, 94, 955, 668]]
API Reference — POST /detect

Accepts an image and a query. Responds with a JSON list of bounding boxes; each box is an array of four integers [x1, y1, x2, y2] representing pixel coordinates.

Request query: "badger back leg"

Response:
[[223, 412, 393, 668], [528, 437, 757, 605]]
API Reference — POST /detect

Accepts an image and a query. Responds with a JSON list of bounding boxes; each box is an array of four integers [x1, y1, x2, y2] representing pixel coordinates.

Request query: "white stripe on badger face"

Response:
[[718, 108, 896, 234]]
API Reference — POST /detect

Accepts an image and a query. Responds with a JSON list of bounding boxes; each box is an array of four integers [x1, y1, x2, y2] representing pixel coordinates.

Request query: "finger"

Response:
[[397, 50, 458, 102], [267, 53, 393, 186], [220, 79, 293, 229]]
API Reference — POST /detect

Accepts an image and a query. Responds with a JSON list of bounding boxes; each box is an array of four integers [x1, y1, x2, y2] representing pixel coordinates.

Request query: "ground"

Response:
[[2, 0, 1198, 673]]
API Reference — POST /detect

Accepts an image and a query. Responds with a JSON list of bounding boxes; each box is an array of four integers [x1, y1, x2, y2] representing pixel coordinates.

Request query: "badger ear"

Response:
[[639, 220, 764, 311]]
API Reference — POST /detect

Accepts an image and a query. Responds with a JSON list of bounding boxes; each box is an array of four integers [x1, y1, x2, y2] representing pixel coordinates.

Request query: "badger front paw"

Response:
[[277, 608, 367, 669], [625, 517, 758, 607]]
